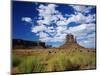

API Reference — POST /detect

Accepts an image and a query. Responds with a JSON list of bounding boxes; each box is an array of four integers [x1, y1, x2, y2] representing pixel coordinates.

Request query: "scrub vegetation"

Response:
[[12, 48, 96, 74]]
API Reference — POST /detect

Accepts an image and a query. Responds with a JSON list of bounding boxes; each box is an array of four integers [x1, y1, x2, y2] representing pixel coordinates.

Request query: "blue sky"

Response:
[[12, 1, 96, 48]]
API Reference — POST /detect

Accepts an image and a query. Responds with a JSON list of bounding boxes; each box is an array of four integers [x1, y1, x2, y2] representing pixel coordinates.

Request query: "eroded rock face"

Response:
[[66, 34, 76, 44], [59, 34, 84, 49], [12, 39, 46, 49]]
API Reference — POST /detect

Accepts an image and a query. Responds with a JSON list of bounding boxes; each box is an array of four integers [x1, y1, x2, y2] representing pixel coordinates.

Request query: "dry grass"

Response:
[[12, 48, 96, 74]]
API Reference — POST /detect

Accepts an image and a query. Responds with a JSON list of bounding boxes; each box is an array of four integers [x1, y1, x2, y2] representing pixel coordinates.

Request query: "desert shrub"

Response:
[[70, 52, 96, 69], [33, 64, 45, 72], [46, 53, 74, 71], [56, 53, 72, 71], [15, 56, 35, 73], [12, 55, 22, 67], [32, 56, 46, 72], [16, 56, 47, 73], [46, 58, 59, 71], [83, 53, 96, 68]]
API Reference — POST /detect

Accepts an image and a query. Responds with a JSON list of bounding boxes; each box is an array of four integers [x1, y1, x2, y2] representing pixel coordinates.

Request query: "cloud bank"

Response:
[[22, 3, 96, 48]]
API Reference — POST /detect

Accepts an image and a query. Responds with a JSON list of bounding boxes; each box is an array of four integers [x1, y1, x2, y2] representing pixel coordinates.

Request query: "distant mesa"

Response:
[[12, 39, 46, 49]]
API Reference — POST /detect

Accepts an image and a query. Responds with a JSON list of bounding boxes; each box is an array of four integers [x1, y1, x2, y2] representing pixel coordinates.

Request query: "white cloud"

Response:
[[66, 13, 95, 25], [70, 5, 93, 13], [87, 32, 95, 38], [34, 4, 69, 43], [32, 25, 47, 33], [37, 28, 67, 43], [22, 17, 32, 23], [37, 4, 68, 26], [86, 23, 95, 32], [44, 37, 64, 43], [41, 35, 66, 42], [68, 23, 95, 37], [56, 20, 67, 26], [47, 27, 56, 33], [85, 14, 95, 23], [78, 36, 95, 48], [37, 4, 59, 25], [39, 31, 49, 39], [69, 24, 86, 33], [56, 26, 67, 34]]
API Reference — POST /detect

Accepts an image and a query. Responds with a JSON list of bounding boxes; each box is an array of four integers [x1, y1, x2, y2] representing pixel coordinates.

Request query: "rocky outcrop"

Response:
[[59, 34, 85, 49], [12, 39, 46, 49]]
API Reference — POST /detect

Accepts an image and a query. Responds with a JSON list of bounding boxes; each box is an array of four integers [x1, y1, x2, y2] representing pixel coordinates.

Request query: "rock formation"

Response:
[[12, 39, 46, 49], [59, 34, 84, 49], [65, 34, 76, 44]]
